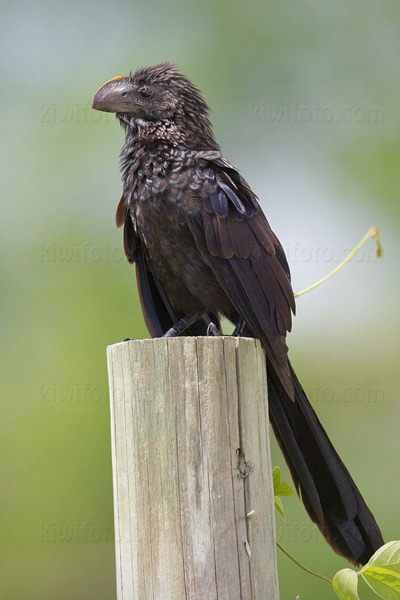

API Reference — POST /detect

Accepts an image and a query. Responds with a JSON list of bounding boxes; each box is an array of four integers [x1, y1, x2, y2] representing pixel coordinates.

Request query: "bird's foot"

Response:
[[231, 318, 245, 337], [162, 313, 201, 338], [207, 322, 222, 336]]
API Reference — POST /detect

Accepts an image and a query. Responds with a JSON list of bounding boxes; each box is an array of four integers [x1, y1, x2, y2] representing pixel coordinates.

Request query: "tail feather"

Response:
[[268, 361, 383, 566]]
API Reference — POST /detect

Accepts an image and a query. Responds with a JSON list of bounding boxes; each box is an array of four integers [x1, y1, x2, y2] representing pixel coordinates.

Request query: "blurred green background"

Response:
[[1, 1, 399, 598]]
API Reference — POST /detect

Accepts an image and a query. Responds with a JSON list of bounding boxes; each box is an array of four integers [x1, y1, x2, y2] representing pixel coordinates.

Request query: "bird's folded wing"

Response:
[[188, 160, 296, 397]]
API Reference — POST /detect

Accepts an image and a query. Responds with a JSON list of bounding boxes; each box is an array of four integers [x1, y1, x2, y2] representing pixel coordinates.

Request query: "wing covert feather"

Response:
[[189, 161, 296, 396]]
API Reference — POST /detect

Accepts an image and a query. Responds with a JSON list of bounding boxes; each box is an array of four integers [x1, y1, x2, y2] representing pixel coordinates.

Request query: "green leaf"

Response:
[[363, 541, 400, 570], [274, 496, 286, 520], [360, 541, 400, 600], [274, 481, 295, 497], [272, 466, 281, 490], [273, 466, 294, 520], [362, 566, 400, 599], [273, 466, 294, 497], [332, 568, 360, 600]]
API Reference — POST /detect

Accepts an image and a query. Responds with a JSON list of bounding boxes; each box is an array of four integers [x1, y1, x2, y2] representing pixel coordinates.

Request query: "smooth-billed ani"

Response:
[[92, 63, 383, 565]]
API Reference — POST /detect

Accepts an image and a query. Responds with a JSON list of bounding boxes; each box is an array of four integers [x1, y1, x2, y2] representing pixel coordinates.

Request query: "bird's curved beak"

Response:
[[92, 76, 133, 113]]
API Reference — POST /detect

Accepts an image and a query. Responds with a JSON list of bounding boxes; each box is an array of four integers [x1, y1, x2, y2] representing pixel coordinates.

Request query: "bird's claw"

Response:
[[231, 318, 244, 337], [162, 313, 202, 337], [207, 322, 222, 336]]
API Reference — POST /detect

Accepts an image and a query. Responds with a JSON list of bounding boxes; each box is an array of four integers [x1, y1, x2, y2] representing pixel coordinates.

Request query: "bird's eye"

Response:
[[121, 91, 128, 97], [140, 87, 153, 99]]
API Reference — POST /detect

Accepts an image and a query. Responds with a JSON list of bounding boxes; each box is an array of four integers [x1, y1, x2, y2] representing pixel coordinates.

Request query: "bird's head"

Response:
[[92, 63, 217, 148]]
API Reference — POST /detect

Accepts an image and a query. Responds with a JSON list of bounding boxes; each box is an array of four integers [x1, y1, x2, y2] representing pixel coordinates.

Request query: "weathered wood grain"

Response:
[[107, 336, 279, 600]]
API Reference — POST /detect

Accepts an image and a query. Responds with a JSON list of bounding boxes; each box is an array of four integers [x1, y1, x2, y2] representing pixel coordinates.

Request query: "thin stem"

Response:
[[277, 541, 332, 585], [294, 227, 382, 299]]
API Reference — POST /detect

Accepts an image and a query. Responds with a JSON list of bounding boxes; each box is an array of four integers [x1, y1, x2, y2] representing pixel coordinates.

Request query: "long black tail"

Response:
[[267, 361, 383, 565]]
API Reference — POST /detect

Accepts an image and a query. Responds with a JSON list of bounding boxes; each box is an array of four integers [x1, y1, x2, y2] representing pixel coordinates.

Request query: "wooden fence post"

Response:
[[107, 336, 279, 600]]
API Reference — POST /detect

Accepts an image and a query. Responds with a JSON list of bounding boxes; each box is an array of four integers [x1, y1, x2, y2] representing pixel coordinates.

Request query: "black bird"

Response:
[[92, 63, 383, 565]]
